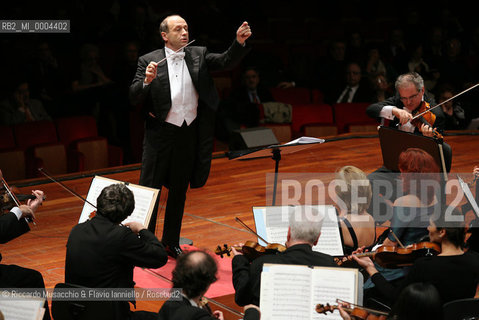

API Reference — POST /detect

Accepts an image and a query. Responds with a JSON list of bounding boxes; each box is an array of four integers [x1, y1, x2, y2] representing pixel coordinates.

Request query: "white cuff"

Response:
[[10, 207, 22, 220], [380, 105, 396, 120]]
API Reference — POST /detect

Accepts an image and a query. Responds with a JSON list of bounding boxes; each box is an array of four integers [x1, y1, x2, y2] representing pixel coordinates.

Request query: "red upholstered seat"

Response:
[[13, 120, 58, 149], [291, 104, 334, 137], [270, 87, 312, 105], [333, 103, 377, 133]]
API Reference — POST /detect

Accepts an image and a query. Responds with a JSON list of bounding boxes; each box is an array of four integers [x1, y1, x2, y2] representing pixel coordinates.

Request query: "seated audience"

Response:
[[0, 79, 52, 125], [324, 62, 374, 105]]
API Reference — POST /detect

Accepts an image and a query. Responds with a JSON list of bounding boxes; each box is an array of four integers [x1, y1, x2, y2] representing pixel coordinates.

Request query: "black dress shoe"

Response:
[[164, 245, 183, 259]]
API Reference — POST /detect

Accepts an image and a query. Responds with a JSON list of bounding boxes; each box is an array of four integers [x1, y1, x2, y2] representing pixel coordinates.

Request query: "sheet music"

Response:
[[260, 264, 313, 320], [0, 298, 45, 320], [260, 264, 358, 320], [78, 176, 159, 226], [283, 136, 325, 145], [312, 267, 358, 320], [253, 205, 344, 256]]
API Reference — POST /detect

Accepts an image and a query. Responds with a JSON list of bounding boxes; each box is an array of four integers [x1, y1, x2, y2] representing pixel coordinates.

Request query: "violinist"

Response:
[[332, 166, 377, 256], [0, 186, 51, 320], [336, 282, 443, 320], [362, 148, 440, 293], [231, 207, 336, 307], [366, 72, 451, 217], [351, 207, 479, 306], [158, 250, 261, 320], [465, 165, 479, 253]]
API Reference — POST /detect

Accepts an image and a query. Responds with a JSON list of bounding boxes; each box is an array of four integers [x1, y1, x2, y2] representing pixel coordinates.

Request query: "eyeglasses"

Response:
[[399, 91, 421, 103]]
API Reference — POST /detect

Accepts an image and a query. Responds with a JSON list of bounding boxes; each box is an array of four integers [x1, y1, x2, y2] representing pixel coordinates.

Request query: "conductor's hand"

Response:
[[124, 221, 146, 234], [144, 61, 158, 85], [236, 21, 252, 45], [392, 107, 413, 125]]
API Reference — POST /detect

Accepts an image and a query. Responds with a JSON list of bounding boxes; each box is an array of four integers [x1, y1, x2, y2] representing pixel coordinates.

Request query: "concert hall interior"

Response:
[[1, 0, 479, 319]]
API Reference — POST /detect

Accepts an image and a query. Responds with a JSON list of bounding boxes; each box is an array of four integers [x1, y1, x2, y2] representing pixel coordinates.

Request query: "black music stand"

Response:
[[226, 138, 324, 205], [378, 126, 449, 179]]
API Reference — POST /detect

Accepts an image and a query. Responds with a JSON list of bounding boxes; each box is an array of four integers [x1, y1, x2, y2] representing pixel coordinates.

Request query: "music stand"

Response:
[[227, 138, 324, 205], [378, 126, 448, 180], [457, 175, 479, 218]]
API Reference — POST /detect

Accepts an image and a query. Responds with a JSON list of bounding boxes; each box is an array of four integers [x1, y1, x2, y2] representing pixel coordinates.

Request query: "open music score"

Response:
[[253, 205, 344, 256], [78, 176, 159, 227], [260, 264, 360, 320]]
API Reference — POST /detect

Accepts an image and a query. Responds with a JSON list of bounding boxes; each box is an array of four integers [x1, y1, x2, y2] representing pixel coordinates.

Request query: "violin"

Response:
[[0, 169, 45, 223], [411, 101, 443, 140], [335, 241, 440, 268], [316, 300, 388, 320], [215, 241, 287, 261]]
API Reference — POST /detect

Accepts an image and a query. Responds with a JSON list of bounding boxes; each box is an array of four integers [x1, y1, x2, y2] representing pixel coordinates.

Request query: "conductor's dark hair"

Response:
[[96, 184, 135, 223], [389, 282, 443, 320], [172, 251, 217, 299]]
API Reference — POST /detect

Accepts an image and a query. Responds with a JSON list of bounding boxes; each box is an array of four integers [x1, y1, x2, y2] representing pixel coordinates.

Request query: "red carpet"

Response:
[[134, 245, 235, 298]]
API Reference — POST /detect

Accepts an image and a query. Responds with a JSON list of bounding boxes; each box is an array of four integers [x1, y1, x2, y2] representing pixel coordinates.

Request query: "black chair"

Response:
[[443, 297, 479, 320], [51, 283, 117, 320]]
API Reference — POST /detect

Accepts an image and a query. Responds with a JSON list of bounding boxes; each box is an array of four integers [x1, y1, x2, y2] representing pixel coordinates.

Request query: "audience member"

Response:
[[0, 79, 52, 125], [216, 66, 274, 142], [436, 38, 469, 91], [232, 206, 336, 306], [65, 184, 168, 320], [158, 250, 260, 320], [26, 40, 67, 117], [435, 84, 468, 130], [364, 42, 398, 85], [315, 39, 348, 94], [369, 73, 394, 103], [324, 62, 374, 105]]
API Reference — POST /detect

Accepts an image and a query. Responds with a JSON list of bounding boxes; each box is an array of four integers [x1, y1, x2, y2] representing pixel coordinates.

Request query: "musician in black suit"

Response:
[[158, 250, 260, 320], [65, 184, 168, 320], [231, 207, 337, 306], [129, 15, 251, 258], [0, 187, 50, 320], [365, 72, 451, 222]]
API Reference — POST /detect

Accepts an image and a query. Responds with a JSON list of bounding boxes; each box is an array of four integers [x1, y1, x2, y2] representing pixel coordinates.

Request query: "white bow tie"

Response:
[[169, 52, 185, 61]]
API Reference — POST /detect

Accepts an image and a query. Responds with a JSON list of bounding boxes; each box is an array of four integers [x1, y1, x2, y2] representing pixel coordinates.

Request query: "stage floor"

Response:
[[3, 131, 478, 317]]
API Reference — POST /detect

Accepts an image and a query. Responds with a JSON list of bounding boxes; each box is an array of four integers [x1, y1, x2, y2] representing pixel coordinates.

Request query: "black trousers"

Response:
[[139, 118, 197, 246]]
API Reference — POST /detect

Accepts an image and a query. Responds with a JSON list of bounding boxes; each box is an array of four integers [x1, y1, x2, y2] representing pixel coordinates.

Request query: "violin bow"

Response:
[[235, 217, 270, 245], [335, 299, 389, 316], [0, 170, 36, 224], [411, 82, 479, 121], [38, 168, 96, 209]]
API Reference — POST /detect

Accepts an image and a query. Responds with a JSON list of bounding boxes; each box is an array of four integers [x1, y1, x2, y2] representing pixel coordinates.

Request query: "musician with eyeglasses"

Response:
[[365, 72, 451, 221]]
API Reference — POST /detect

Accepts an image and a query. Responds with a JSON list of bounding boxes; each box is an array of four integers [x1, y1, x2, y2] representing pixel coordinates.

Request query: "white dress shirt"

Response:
[[380, 105, 416, 133], [164, 47, 199, 127], [337, 85, 359, 103]]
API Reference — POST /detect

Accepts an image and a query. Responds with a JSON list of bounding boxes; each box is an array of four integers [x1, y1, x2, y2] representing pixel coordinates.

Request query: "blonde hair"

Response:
[[335, 165, 372, 214]]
